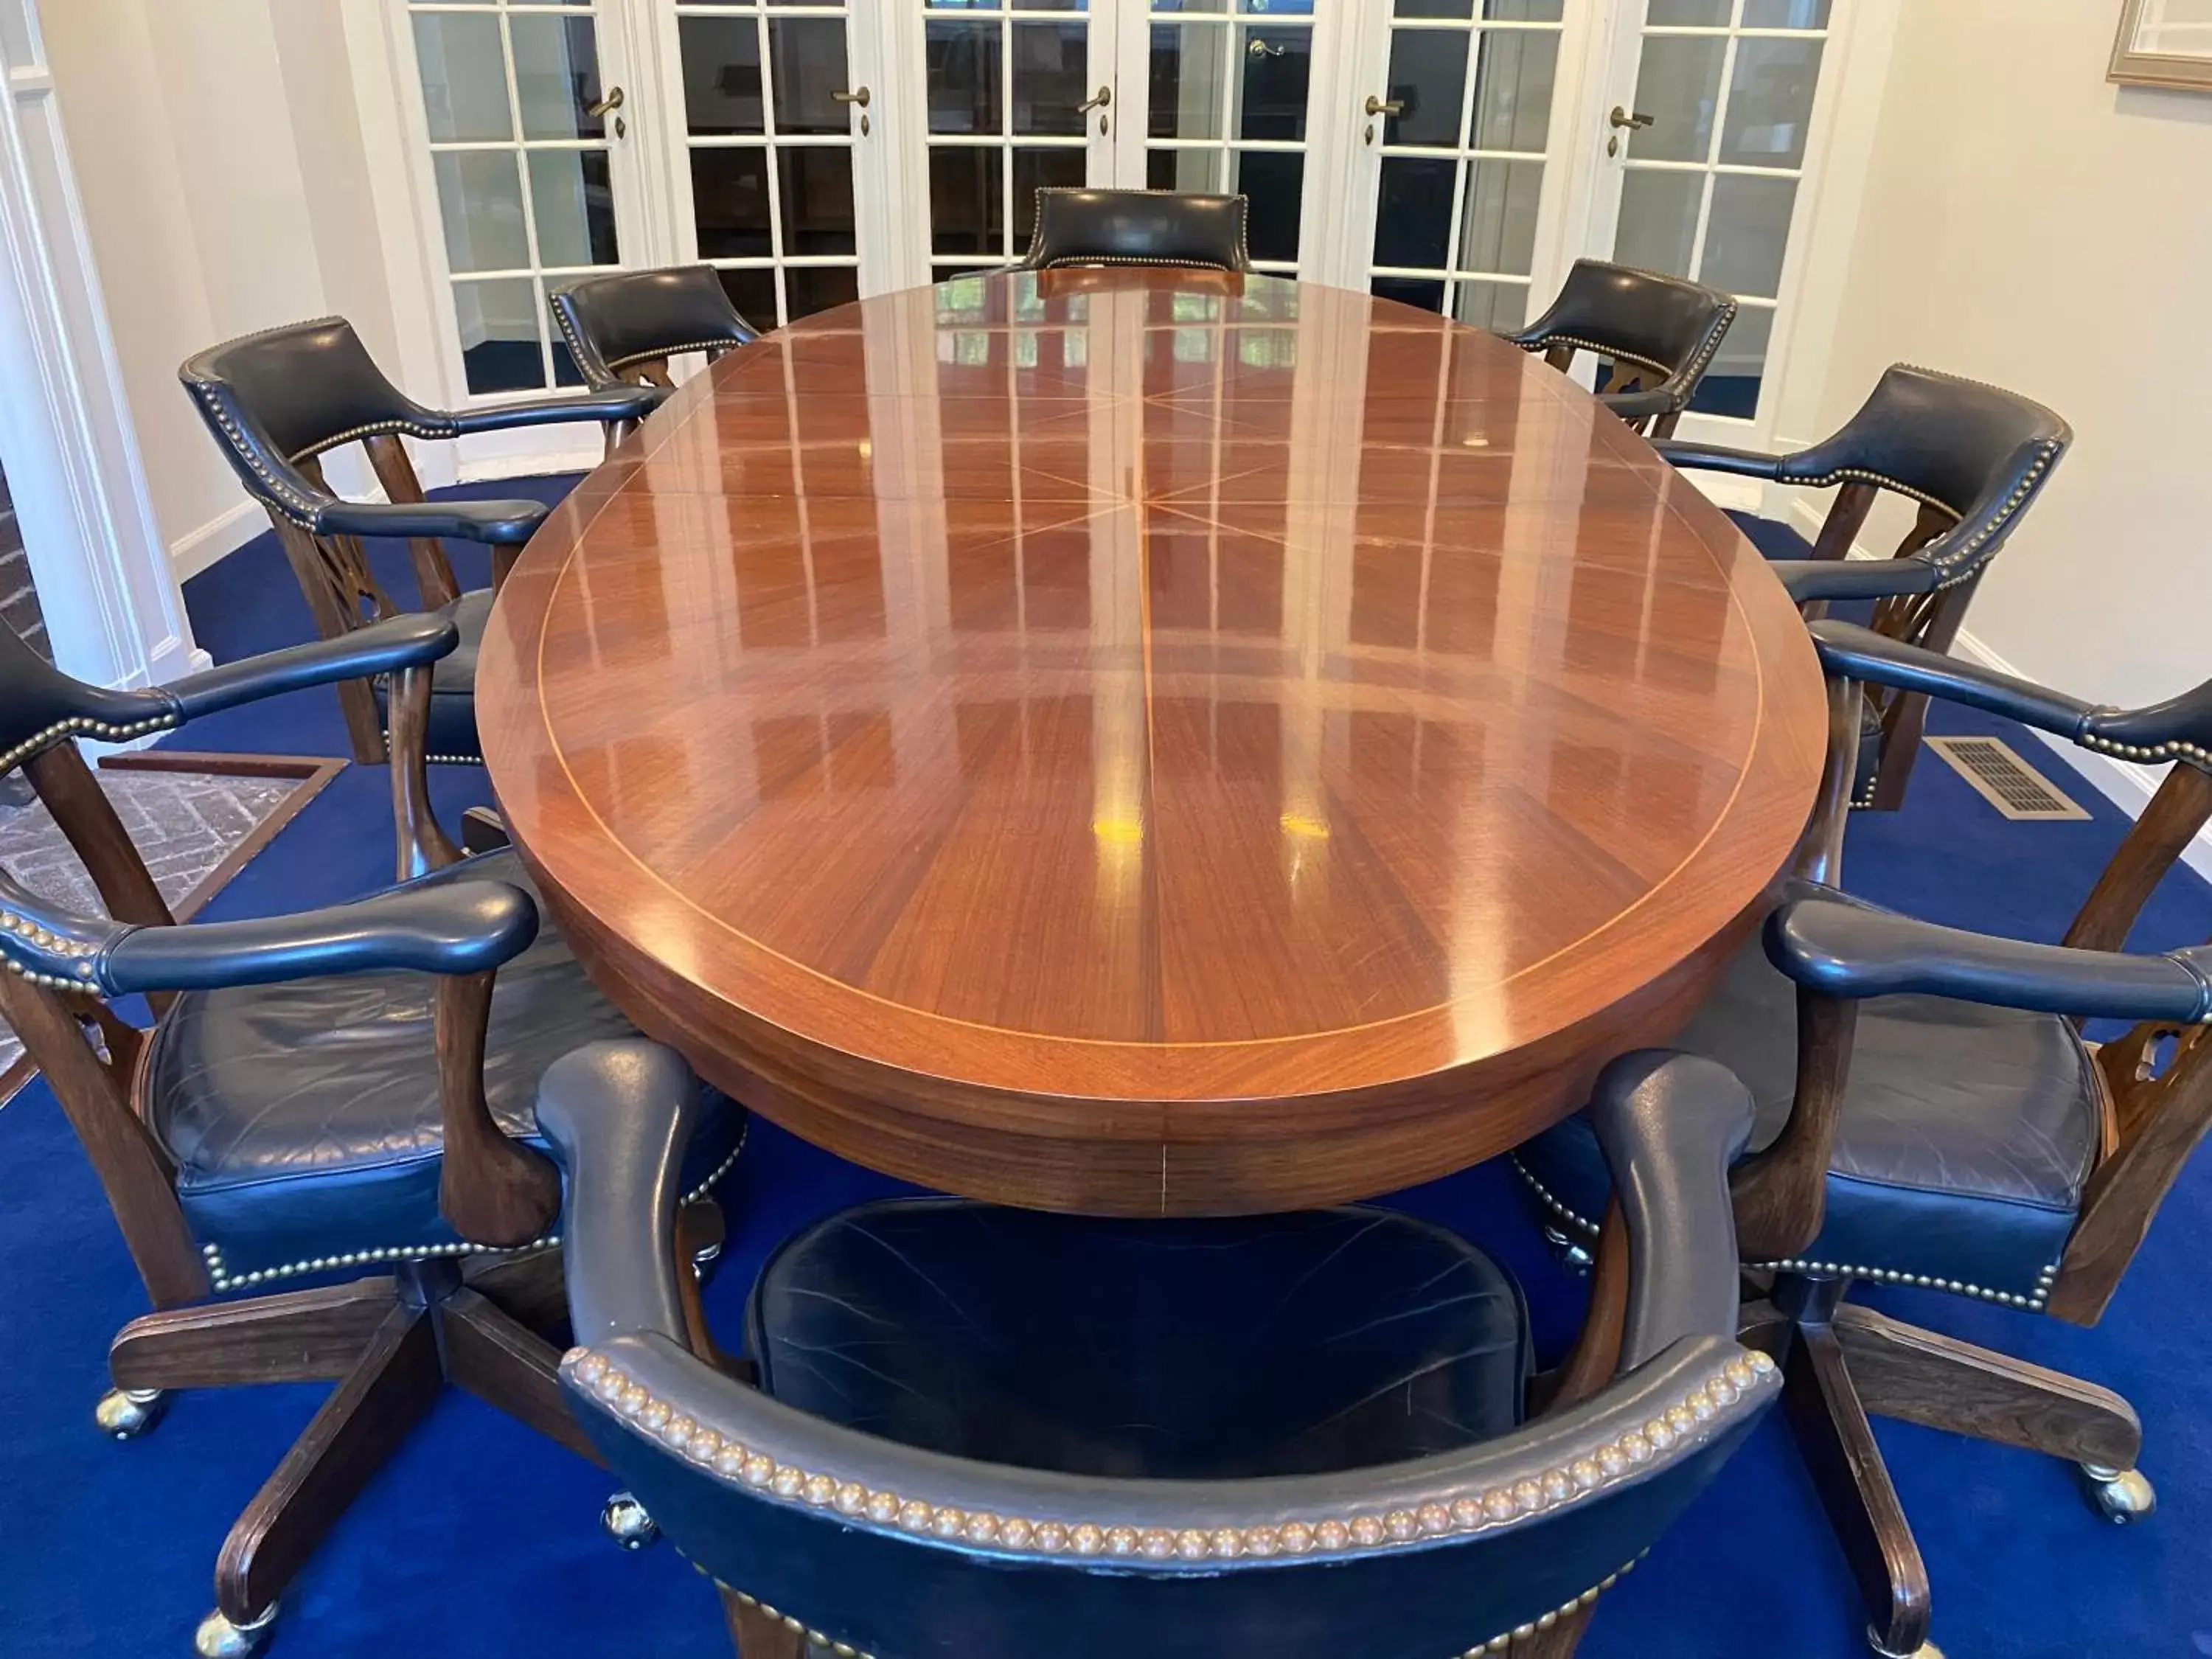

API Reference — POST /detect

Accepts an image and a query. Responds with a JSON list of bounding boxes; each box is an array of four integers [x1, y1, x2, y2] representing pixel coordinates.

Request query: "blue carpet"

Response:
[[3, 498, 2209, 1655]]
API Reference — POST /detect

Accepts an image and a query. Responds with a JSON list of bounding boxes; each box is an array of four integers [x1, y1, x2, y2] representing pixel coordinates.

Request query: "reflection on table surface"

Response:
[[487, 271, 1808, 1057]]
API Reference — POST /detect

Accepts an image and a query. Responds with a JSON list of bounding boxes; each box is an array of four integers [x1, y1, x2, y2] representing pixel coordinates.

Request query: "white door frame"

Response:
[[372, 0, 658, 480], [352, 0, 1902, 495], [0, 0, 202, 691], [635, 0, 897, 307], [1330, 0, 1617, 307], [1566, 0, 1879, 457]]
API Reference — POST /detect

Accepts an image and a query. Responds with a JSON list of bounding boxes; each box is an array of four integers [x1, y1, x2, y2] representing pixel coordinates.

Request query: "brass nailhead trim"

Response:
[[551, 292, 742, 380], [0, 900, 105, 994], [182, 383, 326, 529], [607, 340, 742, 372], [1458, 1553, 1645, 1655], [1508, 1155, 2061, 1311], [1023, 187, 1251, 272], [719, 1587, 875, 1659], [381, 729, 487, 768], [2080, 731, 2212, 768], [566, 1347, 1778, 1566], [0, 709, 179, 776], [715, 1553, 1646, 1659], [1521, 332, 1674, 383], [1517, 304, 1736, 418], [201, 1133, 745, 1291]]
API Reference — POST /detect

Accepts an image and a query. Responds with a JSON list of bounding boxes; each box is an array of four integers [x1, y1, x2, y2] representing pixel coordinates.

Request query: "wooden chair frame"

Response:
[[1561, 665, 2212, 1655], [266, 437, 531, 766], [1798, 485, 1986, 810], [7, 670, 710, 1650]]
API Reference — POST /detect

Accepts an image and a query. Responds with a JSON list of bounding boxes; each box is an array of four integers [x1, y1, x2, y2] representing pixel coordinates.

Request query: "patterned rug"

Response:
[[0, 757, 335, 1088]]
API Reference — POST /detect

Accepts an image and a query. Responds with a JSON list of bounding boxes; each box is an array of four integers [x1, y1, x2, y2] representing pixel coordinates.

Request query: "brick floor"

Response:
[[0, 766, 300, 1076]]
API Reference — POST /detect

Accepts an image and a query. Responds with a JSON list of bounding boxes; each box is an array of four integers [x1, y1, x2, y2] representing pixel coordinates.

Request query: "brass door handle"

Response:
[[1077, 85, 1112, 114], [1609, 105, 1655, 129], [586, 85, 625, 118], [1364, 94, 1405, 117], [832, 86, 871, 107]]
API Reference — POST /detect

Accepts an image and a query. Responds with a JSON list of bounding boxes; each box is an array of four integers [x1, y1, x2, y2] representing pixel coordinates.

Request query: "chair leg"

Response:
[[440, 1286, 603, 1465], [721, 1588, 807, 1659], [460, 806, 512, 855], [207, 1303, 442, 1644], [110, 1278, 400, 1390], [462, 1246, 571, 1336], [1783, 1321, 1933, 1658], [1833, 1301, 2142, 1471]]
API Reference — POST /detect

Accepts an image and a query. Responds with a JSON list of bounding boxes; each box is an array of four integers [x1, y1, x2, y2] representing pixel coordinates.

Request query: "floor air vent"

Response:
[[1927, 735, 2089, 821]]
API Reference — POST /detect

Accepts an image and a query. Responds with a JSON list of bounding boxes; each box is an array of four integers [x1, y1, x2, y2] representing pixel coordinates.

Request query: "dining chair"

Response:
[[551, 265, 761, 391], [542, 1039, 1778, 1658], [1512, 617, 2212, 1658], [0, 616, 746, 1656], [1013, 187, 1252, 274], [1507, 260, 1736, 439], [1660, 364, 2072, 808], [178, 319, 661, 766]]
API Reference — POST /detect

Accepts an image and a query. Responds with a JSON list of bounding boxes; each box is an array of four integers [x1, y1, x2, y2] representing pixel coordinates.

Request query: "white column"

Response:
[[0, 0, 203, 687]]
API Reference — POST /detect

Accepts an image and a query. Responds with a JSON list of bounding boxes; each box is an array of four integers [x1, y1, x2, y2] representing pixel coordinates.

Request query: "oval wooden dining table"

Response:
[[478, 268, 1828, 1217]]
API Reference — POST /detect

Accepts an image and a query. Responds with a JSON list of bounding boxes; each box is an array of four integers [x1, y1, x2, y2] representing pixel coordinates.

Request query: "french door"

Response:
[[639, 0, 891, 328], [404, 0, 651, 395], [392, 0, 1850, 446], [1588, 0, 1833, 420], [1338, 0, 1582, 334], [894, 1, 1344, 285]]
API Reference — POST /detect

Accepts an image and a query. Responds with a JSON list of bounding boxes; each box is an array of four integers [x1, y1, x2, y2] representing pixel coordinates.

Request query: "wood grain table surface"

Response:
[[478, 268, 1827, 1215]]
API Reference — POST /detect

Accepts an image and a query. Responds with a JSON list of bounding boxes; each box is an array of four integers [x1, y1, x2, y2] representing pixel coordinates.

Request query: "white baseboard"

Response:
[[170, 498, 265, 582], [456, 447, 599, 482], [1784, 491, 1828, 546], [1682, 470, 1764, 514], [167, 441, 590, 583], [1768, 495, 2212, 881], [1944, 628, 2212, 882]]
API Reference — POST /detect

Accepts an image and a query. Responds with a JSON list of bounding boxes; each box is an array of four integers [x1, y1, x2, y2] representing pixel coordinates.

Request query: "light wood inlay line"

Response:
[[481, 270, 1826, 1215]]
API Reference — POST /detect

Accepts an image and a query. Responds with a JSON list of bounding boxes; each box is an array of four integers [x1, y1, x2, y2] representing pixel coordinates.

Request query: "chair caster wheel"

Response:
[[459, 806, 511, 855], [195, 1603, 276, 1658], [601, 1491, 661, 1550], [95, 1386, 169, 1441], [2079, 1463, 2155, 1523], [1865, 1629, 1941, 1658], [1542, 1224, 1594, 1276]]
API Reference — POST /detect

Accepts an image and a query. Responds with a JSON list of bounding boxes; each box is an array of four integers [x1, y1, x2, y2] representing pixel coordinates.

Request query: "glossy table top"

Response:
[[479, 269, 1826, 1211]]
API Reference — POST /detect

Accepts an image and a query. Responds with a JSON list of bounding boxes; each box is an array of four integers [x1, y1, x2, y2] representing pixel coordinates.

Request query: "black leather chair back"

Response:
[[547, 1042, 1779, 1659], [1509, 260, 1736, 431], [1016, 189, 1251, 273], [550, 265, 759, 389], [1779, 364, 2070, 577], [0, 608, 179, 776], [181, 319, 442, 501], [571, 1329, 1770, 1659]]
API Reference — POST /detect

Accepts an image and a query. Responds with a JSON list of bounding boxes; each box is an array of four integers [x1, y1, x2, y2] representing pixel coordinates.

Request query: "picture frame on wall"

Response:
[[2112, 0, 2212, 88]]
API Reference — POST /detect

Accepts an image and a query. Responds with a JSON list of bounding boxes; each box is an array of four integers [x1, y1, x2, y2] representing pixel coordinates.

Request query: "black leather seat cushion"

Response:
[[148, 848, 745, 1284], [1514, 889, 2098, 1303], [372, 588, 486, 762], [747, 1201, 1531, 1481]]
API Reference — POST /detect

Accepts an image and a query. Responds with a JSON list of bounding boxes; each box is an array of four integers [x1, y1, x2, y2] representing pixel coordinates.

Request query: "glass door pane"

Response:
[[673, 0, 869, 325], [1127, 0, 1321, 272], [1605, 0, 1828, 417], [410, 0, 629, 392], [921, 0, 1104, 283], [1361, 0, 1568, 330]]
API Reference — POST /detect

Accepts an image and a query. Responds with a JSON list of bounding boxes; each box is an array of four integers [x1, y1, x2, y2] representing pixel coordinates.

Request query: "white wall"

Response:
[[1796, 0, 2212, 716], [38, 0, 399, 580]]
